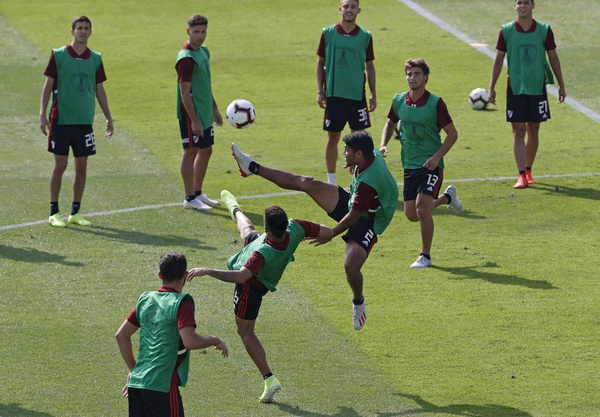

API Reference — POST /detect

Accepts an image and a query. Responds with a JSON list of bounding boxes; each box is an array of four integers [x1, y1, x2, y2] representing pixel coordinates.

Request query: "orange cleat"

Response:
[[513, 174, 528, 189], [525, 170, 535, 185]]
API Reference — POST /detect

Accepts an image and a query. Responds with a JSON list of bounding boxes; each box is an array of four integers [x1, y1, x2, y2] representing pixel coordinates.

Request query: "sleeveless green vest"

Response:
[[323, 25, 371, 100], [392, 92, 445, 169], [226, 220, 306, 292], [502, 21, 552, 95], [349, 148, 399, 235], [128, 291, 192, 393], [176, 46, 215, 128], [53, 46, 102, 125]]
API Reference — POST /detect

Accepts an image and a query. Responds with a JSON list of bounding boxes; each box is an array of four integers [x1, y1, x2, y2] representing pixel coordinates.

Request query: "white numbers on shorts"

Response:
[[538, 100, 549, 116], [358, 108, 368, 123], [85, 132, 96, 148], [427, 173, 440, 187]]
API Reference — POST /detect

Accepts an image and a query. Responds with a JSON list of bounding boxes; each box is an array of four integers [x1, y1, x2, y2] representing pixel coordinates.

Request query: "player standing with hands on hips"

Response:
[[176, 14, 223, 211], [40, 16, 113, 228], [380, 58, 463, 269], [488, 0, 566, 189], [316, 0, 376, 184]]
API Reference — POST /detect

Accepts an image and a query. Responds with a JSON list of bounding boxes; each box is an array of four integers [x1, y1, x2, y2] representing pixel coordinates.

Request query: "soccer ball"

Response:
[[226, 99, 256, 129], [468, 88, 489, 110]]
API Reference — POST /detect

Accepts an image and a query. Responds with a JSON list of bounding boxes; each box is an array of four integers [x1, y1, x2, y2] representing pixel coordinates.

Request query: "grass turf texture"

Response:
[[1, 1, 599, 416]]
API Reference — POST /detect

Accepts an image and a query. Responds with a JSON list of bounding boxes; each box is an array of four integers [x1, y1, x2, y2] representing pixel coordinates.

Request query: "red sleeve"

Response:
[[351, 182, 378, 213], [545, 26, 557, 50], [366, 36, 375, 61], [495, 29, 506, 52], [96, 61, 107, 84], [126, 308, 139, 327], [177, 298, 196, 330], [316, 32, 326, 57], [436, 98, 453, 130], [177, 57, 195, 83], [243, 252, 266, 276], [43, 52, 57, 79], [293, 219, 321, 238], [387, 103, 399, 123]]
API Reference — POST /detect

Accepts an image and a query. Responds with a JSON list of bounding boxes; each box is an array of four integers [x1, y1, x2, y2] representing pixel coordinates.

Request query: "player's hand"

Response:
[[105, 119, 114, 139], [308, 226, 334, 246], [369, 95, 377, 112], [40, 115, 49, 136], [379, 145, 388, 157], [317, 92, 327, 109], [121, 372, 131, 398], [423, 156, 440, 171], [213, 109, 223, 126], [186, 268, 208, 282], [214, 339, 228, 358], [191, 120, 204, 137], [557, 87, 566, 104], [488, 87, 496, 105]]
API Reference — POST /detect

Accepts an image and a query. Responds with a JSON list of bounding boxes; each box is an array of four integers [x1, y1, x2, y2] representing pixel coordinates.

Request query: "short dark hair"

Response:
[[72, 16, 92, 30], [264, 205, 289, 239], [159, 252, 187, 282], [188, 14, 208, 28], [342, 131, 374, 158], [404, 58, 430, 76]]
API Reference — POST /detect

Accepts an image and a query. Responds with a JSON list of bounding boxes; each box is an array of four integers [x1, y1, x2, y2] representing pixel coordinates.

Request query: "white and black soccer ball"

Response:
[[226, 99, 256, 129], [468, 88, 489, 110]]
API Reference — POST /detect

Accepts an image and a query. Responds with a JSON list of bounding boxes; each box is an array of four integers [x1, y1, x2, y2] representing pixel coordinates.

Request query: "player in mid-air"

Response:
[[40, 16, 114, 228], [488, 0, 566, 189], [316, 0, 376, 184], [187, 191, 333, 402], [176, 14, 223, 211], [231, 131, 398, 331]]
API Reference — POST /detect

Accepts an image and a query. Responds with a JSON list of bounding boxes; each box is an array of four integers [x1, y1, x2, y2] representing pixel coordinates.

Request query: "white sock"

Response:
[[327, 172, 336, 184]]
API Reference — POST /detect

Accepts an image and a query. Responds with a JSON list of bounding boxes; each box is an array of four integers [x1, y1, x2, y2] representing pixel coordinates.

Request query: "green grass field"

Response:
[[1, 1, 599, 416]]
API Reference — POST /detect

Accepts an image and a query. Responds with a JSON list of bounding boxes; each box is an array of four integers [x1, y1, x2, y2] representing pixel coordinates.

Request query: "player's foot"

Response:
[[68, 213, 91, 226], [444, 185, 463, 213], [513, 174, 528, 189], [221, 190, 241, 220], [197, 193, 220, 207], [525, 170, 535, 185], [49, 213, 66, 228], [231, 142, 254, 177], [410, 255, 432, 269], [183, 198, 212, 211], [353, 300, 366, 330], [259, 375, 282, 403]]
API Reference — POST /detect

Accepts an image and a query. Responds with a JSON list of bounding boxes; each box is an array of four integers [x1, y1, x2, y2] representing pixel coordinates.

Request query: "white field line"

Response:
[[1, 172, 598, 231], [396, 0, 600, 124]]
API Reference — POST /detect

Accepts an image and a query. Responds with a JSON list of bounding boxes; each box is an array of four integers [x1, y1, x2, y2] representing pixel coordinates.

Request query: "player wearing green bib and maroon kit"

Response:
[[316, 0, 376, 184], [187, 197, 333, 402], [230, 131, 398, 332], [380, 58, 464, 269], [489, 0, 566, 189], [40, 16, 113, 228], [116, 252, 228, 417], [176, 14, 223, 212]]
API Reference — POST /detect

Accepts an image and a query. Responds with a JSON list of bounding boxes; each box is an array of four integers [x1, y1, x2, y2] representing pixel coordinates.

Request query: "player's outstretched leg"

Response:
[[231, 143, 339, 214]]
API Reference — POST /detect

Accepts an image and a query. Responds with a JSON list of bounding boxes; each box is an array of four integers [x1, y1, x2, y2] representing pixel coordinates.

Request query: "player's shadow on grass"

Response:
[[0, 403, 54, 417], [0, 244, 84, 266], [433, 262, 557, 290], [67, 225, 216, 250], [534, 181, 600, 201], [384, 392, 533, 417], [275, 403, 365, 417]]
